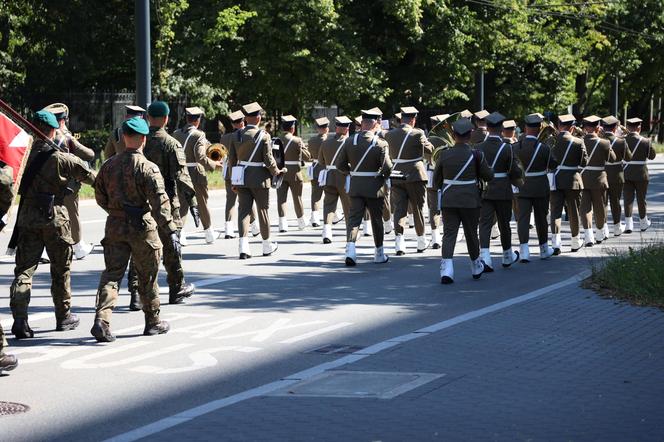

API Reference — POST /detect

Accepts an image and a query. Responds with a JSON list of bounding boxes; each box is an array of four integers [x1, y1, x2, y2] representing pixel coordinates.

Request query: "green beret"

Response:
[[34, 110, 59, 129], [122, 117, 150, 135], [147, 101, 170, 117]]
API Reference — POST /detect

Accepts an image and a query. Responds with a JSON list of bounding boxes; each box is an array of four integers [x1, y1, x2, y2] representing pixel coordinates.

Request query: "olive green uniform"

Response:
[[384, 124, 433, 237], [94, 150, 176, 326], [277, 132, 311, 219], [334, 131, 393, 246], [0, 164, 15, 354], [318, 133, 351, 223], [307, 133, 327, 216], [10, 140, 95, 323], [623, 132, 657, 220], [141, 126, 197, 293], [228, 124, 280, 238], [603, 132, 631, 225], [221, 130, 257, 226], [173, 124, 216, 230], [580, 133, 615, 231], [433, 143, 493, 259]]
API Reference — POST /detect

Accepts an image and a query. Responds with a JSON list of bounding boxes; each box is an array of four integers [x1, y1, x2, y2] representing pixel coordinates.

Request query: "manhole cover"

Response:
[[306, 344, 365, 355], [0, 402, 30, 416], [270, 371, 444, 399]]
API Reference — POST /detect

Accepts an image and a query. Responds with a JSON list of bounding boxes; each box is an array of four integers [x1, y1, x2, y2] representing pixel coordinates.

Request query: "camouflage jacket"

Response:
[[0, 163, 14, 218], [144, 126, 197, 228], [95, 149, 176, 242], [17, 139, 95, 232]]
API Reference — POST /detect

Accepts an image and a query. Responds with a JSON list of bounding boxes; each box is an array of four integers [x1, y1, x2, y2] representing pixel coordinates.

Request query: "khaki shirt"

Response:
[[318, 133, 348, 190], [476, 134, 523, 200], [278, 132, 311, 182], [624, 132, 656, 182], [513, 135, 553, 198], [581, 134, 615, 190], [55, 128, 95, 162], [95, 149, 176, 246], [307, 133, 327, 180], [228, 125, 280, 189], [220, 130, 239, 181], [335, 131, 392, 199], [384, 124, 433, 182], [603, 132, 631, 185], [433, 143, 493, 209], [172, 124, 216, 178], [551, 131, 588, 190]]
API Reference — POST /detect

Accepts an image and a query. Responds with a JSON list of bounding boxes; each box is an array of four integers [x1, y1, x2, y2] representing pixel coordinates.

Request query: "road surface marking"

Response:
[[62, 343, 194, 369], [130, 346, 261, 375], [279, 322, 353, 344], [212, 318, 328, 342]]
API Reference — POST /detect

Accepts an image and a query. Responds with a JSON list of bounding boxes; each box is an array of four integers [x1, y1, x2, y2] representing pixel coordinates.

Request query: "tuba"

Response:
[[537, 121, 558, 149], [429, 112, 460, 164], [206, 143, 227, 162]]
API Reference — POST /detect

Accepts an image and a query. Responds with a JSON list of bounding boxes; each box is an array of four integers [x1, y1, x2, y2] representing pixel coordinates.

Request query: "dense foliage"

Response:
[[1, 0, 662, 125]]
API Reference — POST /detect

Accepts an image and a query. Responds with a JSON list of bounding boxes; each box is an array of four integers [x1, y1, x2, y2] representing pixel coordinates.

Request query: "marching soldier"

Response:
[[277, 115, 311, 232], [579, 115, 616, 246], [477, 112, 522, 271], [623, 117, 657, 232], [173, 106, 221, 245], [91, 117, 173, 342], [502, 120, 518, 143], [44, 104, 96, 260], [307, 117, 329, 227], [335, 108, 393, 266], [228, 102, 284, 258], [143, 101, 196, 303], [10, 110, 95, 339], [433, 118, 493, 283], [513, 113, 556, 261], [104, 105, 146, 158], [425, 114, 450, 249], [318, 116, 352, 243], [0, 161, 18, 373], [601, 115, 631, 236], [550, 114, 588, 254], [384, 106, 433, 255], [470, 110, 489, 144], [219, 110, 260, 239]]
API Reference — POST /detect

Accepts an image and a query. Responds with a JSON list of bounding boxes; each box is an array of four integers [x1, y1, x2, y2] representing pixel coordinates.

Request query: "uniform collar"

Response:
[[525, 135, 538, 140]]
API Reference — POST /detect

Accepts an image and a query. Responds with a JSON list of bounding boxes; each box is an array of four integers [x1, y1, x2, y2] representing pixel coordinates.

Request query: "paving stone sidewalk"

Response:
[[144, 284, 664, 442]]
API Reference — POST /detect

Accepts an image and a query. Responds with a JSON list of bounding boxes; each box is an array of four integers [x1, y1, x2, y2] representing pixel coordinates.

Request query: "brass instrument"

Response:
[[206, 143, 227, 162], [429, 112, 461, 164], [537, 122, 558, 150]]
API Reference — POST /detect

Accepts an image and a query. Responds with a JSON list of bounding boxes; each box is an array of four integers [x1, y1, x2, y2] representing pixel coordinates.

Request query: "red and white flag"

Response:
[[0, 111, 31, 181]]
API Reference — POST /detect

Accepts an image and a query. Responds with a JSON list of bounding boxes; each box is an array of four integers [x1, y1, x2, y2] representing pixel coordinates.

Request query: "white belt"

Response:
[[626, 160, 647, 165], [443, 179, 476, 185], [557, 166, 579, 171], [350, 171, 380, 177], [186, 162, 199, 167], [493, 172, 508, 178], [583, 166, 605, 171], [393, 157, 423, 164], [605, 162, 623, 166], [326, 165, 337, 170], [525, 171, 547, 177], [285, 161, 300, 165], [239, 161, 264, 167]]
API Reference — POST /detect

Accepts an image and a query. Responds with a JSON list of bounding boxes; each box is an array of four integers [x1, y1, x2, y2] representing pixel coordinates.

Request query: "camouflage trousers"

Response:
[[0, 323, 6, 354], [128, 227, 184, 295], [95, 230, 162, 325], [10, 224, 74, 321]]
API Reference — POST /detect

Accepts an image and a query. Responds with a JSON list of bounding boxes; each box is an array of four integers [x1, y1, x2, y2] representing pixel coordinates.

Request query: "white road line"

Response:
[[103, 270, 590, 442], [279, 322, 353, 344], [0, 312, 52, 328]]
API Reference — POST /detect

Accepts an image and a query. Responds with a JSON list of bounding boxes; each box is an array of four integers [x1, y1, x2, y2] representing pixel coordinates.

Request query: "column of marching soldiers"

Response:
[[0, 100, 657, 375]]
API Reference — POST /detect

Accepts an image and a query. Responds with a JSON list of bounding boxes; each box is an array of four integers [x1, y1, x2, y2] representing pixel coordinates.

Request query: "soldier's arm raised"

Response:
[[64, 154, 96, 185], [68, 137, 95, 162]]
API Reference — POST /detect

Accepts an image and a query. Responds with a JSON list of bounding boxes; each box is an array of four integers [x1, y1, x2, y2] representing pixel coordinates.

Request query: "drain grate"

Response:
[[306, 344, 365, 355], [0, 402, 30, 416]]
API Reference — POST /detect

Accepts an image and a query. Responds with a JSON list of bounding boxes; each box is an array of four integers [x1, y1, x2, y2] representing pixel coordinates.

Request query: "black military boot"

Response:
[[169, 282, 194, 304], [129, 291, 142, 311], [90, 318, 116, 342], [56, 313, 80, 331], [11, 318, 34, 339], [0, 352, 18, 373], [143, 320, 170, 336]]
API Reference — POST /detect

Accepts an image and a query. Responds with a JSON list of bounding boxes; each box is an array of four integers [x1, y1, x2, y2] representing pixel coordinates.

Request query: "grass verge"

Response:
[[585, 242, 664, 307]]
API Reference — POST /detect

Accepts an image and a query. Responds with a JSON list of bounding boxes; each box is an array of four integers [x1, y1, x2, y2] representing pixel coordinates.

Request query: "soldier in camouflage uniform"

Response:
[[91, 117, 174, 342], [103, 105, 146, 159], [142, 101, 196, 303], [0, 161, 18, 373], [9, 110, 96, 339]]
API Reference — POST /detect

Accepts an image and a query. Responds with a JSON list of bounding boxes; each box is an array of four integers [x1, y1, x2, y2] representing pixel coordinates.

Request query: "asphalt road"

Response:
[[1, 157, 663, 441]]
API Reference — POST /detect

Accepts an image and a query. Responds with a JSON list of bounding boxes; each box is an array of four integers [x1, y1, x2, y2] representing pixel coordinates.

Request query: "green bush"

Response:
[[77, 129, 111, 154], [589, 243, 664, 307]]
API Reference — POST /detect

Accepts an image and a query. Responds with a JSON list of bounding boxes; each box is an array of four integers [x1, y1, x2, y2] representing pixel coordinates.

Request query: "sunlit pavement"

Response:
[[1, 157, 663, 441]]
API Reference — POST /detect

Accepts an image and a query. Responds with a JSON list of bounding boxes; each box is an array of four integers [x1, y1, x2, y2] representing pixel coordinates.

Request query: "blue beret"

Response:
[[122, 117, 150, 135], [35, 110, 59, 129], [147, 101, 170, 117]]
